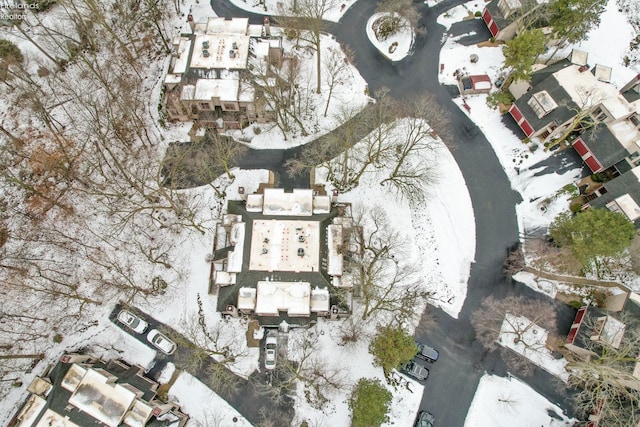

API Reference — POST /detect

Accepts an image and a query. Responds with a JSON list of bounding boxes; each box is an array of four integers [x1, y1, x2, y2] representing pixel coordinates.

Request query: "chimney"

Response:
[[187, 14, 195, 32], [263, 16, 270, 37]]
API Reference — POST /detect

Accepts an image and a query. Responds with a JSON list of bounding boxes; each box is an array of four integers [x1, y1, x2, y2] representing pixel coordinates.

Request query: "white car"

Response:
[[264, 335, 277, 370], [117, 310, 148, 334], [147, 329, 176, 355]]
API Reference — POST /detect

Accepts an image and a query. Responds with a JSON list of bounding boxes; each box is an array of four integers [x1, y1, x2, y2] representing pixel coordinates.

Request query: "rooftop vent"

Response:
[[203, 49, 210, 58], [229, 50, 236, 58], [202, 40, 209, 49]]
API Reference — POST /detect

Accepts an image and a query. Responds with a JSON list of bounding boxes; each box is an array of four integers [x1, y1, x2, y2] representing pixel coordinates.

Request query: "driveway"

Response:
[[110, 304, 294, 425], [203, 0, 579, 425]]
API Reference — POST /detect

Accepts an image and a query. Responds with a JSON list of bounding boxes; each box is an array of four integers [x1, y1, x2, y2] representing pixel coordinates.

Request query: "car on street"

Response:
[[147, 329, 176, 355], [414, 341, 439, 363], [401, 361, 429, 381], [117, 310, 148, 334], [414, 410, 435, 427], [264, 335, 277, 370]]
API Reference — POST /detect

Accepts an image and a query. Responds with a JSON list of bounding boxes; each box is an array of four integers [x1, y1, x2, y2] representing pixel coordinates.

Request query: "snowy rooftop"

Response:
[[237, 287, 257, 311], [327, 224, 343, 276], [610, 194, 640, 221], [249, 220, 319, 272], [263, 188, 313, 216], [608, 120, 640, 152], [67, 367, 136, 427], [554, 65, 635, 120], [193, 78, 240, 102], [187, 18, 250, 70], [14, 394, 47, 427], [122, 399, 153, 427], [35, 409, 81, 427], [205, 17, 249, 35], [227, 222, 245, 273], [254, 281, 313, 316], [172, 38, 192, 74], [598, 315, 626, 348], [310, 287, 330, 313]]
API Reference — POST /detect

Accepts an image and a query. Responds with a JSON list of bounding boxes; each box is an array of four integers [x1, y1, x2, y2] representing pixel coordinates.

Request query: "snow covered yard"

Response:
[[464, 374, 575, 427], [498, 314, 569, 382]]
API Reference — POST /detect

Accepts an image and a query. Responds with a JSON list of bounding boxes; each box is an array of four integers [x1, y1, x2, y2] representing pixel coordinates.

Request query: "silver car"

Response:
[[117, 310, 148, 334], [264, 335, 277, 370], [147, 329, 176, 355]]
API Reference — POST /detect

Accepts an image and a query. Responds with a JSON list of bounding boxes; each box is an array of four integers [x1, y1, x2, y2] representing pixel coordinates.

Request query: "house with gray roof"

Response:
[[8, 354, 188, 427], [507, 53, 636, 147], [564, 293, 640, 426], [584, 166, 640, 227], [481, 0, 552, 41]]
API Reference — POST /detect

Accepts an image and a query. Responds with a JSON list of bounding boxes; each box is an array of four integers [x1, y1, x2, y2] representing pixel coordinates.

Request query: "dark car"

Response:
[[414, 410, 435, 427], [401, 361, 429, 381], [415, 341, 439, 363]]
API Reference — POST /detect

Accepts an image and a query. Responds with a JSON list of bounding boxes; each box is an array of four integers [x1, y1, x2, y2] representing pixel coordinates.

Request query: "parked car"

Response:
[[147, 329, 176, 355], [117, 310, 148, 334], [414, 410, 435, 427], [401, 361, 429, 381], [264, 335, 277, 370], [414, 341, 439, 363]]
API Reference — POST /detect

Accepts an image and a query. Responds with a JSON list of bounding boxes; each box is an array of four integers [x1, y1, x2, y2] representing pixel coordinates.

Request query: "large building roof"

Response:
[[215, 190, 350, 325], [10, 355, 186, 427]]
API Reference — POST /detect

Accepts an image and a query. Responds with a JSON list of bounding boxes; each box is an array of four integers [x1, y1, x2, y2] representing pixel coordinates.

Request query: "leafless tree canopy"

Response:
[[348, 205, 431, 322], [471, 295, 558, 377], [568, 314, 640, 427]]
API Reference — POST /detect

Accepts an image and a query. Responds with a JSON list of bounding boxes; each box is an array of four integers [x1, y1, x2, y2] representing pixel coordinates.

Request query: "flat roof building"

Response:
[[211, 186, 355, 326]]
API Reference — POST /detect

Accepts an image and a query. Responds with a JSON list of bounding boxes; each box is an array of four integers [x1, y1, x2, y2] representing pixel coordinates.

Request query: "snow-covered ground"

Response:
[[499, 314, 569, 382], [169, 371, 252, 426], [227, 0, 354, 23], [366, 13, 415, 62], [464, 374, 575, 427]]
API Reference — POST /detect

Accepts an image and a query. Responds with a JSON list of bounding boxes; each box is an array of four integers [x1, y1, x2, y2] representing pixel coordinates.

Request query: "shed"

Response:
[[458, 75, 492, 95]]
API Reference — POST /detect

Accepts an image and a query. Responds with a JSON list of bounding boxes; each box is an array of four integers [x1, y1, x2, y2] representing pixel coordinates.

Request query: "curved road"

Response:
[[209, 0, 578, 425]]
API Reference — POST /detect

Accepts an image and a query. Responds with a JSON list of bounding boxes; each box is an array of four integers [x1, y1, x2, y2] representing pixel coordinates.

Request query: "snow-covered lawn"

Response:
[[290, 320, 424, 427], [464, 374, 575, 427], [498, 314, 569, 382], [169, 371, 252, 426], [437, 1, 484, 31], [228, 0, 354, 23]]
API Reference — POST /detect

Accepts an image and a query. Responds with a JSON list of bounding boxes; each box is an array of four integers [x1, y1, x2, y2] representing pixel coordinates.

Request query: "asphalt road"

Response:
[[204, 0, 580, 425]]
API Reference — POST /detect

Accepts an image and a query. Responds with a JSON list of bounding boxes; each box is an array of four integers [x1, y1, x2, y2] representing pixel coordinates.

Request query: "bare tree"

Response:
[[568, 314, 640, 427], [545, 88, 609, 150], [350, 206, 430, 321], [243, 53, 308, 139], [375, 0, 425, 37], [323, 45, 353, 117], [471, 296, 558, 375], [270, 330, 347, 411], [279, 0, 338, 93]]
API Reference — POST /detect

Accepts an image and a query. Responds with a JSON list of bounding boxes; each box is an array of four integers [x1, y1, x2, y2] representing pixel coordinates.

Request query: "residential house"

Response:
[[210, 186, 356, 327], [163, 16, 284, 130], [508, 52, 633, 145], [481, 0, 552, 41], [8, 353, 188, 427], [565, 293, 640, 426], [583, 166, 640, 227]]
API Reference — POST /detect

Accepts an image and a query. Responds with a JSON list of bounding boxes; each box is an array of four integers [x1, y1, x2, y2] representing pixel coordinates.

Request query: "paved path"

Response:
[[201, 0, 580, 425]]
